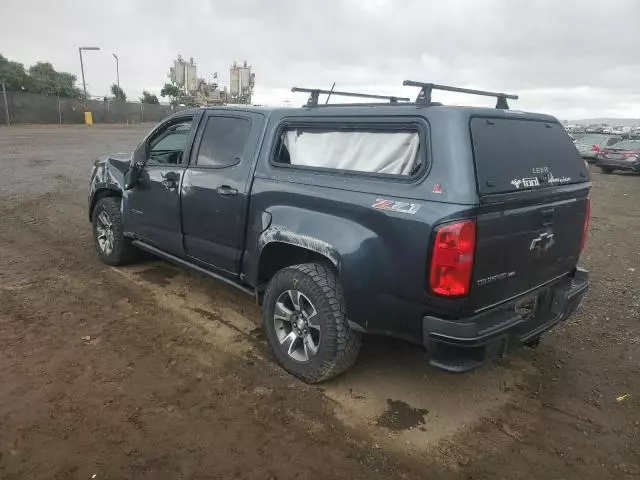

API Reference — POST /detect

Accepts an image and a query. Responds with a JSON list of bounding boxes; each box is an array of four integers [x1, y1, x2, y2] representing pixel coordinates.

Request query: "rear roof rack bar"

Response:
[[403, 80, 518, 109], [291, 87, 410, 107]]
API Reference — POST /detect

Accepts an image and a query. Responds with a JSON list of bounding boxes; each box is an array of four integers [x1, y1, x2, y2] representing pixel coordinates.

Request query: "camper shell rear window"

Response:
[[470, 117, 588, 195]]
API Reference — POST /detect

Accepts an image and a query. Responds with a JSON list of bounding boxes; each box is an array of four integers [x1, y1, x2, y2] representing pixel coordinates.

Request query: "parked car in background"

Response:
[[612, 125, 627, 136], [575, 134, 623, 162], [595, 139, 640, 174], [566, 124, 585, 136]]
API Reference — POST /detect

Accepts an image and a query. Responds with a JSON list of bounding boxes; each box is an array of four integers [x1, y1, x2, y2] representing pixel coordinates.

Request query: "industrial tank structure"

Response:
[[229, 61, 255, 104], [167, 55, 226, 106], [168, 55, 199, 92], [166, 56, 255, 106]]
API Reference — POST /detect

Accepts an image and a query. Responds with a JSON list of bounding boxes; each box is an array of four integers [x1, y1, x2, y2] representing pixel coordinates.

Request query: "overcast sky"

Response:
[[2, 0, 639, 119]]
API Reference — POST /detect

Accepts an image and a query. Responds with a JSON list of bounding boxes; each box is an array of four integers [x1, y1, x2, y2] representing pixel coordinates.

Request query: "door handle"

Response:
[[161, 172, 178, 191], [217, 185, 238, 197], [162, 178, 177, 190]]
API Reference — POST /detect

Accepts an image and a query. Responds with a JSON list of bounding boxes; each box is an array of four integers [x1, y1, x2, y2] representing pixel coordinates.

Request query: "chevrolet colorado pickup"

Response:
[[88, 81, 590, 383]]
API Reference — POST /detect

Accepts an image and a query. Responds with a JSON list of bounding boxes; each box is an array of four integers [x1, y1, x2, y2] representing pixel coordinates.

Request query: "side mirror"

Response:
[[125, 158, 145, 190], [124, 167, 138, 190], [134, 158, 146, 171], [125, 144, 149, 189]]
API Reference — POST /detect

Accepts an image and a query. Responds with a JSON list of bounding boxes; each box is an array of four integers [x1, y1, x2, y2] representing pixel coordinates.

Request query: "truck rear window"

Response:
[[470, 118, 588, 194]]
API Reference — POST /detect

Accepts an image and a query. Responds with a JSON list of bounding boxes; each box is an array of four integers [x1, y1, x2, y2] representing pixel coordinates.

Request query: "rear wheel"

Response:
[[262, 263, 362, 383], [600, 166, 615, 174], [92, 197, 138, 266]]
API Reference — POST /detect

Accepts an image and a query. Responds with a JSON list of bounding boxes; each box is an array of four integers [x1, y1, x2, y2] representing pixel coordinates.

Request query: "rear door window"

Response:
[[470, 118, 588, 194], [196, 116, 251, 167]]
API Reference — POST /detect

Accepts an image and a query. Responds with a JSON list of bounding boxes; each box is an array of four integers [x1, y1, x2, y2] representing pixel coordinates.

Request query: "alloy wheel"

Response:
[[273, 289, 321, 362]]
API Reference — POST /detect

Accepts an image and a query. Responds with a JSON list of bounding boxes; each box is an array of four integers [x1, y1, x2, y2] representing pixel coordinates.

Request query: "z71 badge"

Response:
[[372, 198, 420, 215]]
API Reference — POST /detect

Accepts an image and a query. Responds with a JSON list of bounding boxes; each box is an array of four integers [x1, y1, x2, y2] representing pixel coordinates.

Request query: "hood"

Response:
[[108, 152, 133, 162], [94, 152, 133, 175], [95, 151, 132, 165]]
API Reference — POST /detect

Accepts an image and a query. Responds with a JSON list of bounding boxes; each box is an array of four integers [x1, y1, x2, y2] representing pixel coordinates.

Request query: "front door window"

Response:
[[148, 118, 193, 165]]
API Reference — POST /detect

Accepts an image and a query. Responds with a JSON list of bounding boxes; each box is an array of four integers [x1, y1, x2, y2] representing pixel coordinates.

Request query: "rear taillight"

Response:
[[623, 151, 637, 158], [591, 145, 601, 152], [429, 220, 476, 297], [580, 198, 590, 252]]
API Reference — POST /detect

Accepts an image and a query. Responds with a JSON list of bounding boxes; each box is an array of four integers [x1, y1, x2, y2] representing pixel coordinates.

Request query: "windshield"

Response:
[[578, 135, 618, 146], [607, 140, 640, 150]]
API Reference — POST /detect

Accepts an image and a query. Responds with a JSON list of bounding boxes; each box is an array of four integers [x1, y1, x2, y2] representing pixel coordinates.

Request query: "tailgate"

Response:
[[469, 117, 590, 312], [470, 190, 589, 311]]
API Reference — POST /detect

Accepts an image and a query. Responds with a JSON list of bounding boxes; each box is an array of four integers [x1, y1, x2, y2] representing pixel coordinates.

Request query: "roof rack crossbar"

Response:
[[403, 80, 518, 109], [291, 87, 410, 107]]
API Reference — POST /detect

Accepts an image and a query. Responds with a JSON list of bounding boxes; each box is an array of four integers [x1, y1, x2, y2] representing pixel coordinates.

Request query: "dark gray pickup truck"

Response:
[[88, 81, 590, 383]]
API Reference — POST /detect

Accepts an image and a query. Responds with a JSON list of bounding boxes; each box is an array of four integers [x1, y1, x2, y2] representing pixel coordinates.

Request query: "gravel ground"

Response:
[[0, 125, 638, 479]]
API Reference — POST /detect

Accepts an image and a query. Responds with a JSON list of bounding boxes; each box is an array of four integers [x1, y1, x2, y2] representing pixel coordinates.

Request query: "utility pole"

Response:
[[1, 82, 10, 126], [112, 53, 120, 91]]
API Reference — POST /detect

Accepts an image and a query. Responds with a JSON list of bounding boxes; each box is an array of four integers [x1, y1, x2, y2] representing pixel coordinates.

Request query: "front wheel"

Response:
[[262, 263, 362, 383], [92, 197, 138, 266]]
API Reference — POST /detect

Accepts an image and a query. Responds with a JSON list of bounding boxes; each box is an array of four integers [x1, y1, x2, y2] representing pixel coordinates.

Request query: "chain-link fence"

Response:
[[0, 86, 184, 125]]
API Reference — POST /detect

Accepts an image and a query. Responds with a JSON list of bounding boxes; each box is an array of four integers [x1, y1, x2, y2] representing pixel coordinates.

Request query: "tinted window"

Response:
[[471, 118, 588, 194], [196, 116, 251, 167], [149, 119, 193, 164]]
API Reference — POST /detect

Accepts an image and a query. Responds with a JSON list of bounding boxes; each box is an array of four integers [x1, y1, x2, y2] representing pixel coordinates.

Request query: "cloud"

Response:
[[1, 0, 638, 118]]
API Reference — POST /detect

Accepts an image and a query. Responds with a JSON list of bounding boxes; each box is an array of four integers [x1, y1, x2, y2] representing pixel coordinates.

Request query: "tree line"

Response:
[[1, 53, 160, 104], [0, 53, 82, 98]]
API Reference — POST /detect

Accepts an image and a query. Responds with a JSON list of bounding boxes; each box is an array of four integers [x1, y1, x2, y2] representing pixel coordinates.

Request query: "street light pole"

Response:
[[112, 53, 119, 91], [79, 47, 87, 102], [78, 46, 100, 102]]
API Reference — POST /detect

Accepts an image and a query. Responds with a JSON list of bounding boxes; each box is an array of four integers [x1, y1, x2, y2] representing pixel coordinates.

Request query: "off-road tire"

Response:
[[91, 197, 138, 266], [600, 166, 614, 174], [262, 263, 362, 383]]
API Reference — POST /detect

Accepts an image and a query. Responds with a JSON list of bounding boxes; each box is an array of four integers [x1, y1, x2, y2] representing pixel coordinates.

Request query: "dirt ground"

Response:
[[0, 125, 638, 480]]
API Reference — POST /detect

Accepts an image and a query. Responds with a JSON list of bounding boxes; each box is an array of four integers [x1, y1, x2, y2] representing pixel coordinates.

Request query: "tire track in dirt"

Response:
[[109, 259, 535, 456]]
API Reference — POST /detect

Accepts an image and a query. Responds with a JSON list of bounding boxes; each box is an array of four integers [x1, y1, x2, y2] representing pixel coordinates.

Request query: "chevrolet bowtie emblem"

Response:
[[530, 232, 555, 254]]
